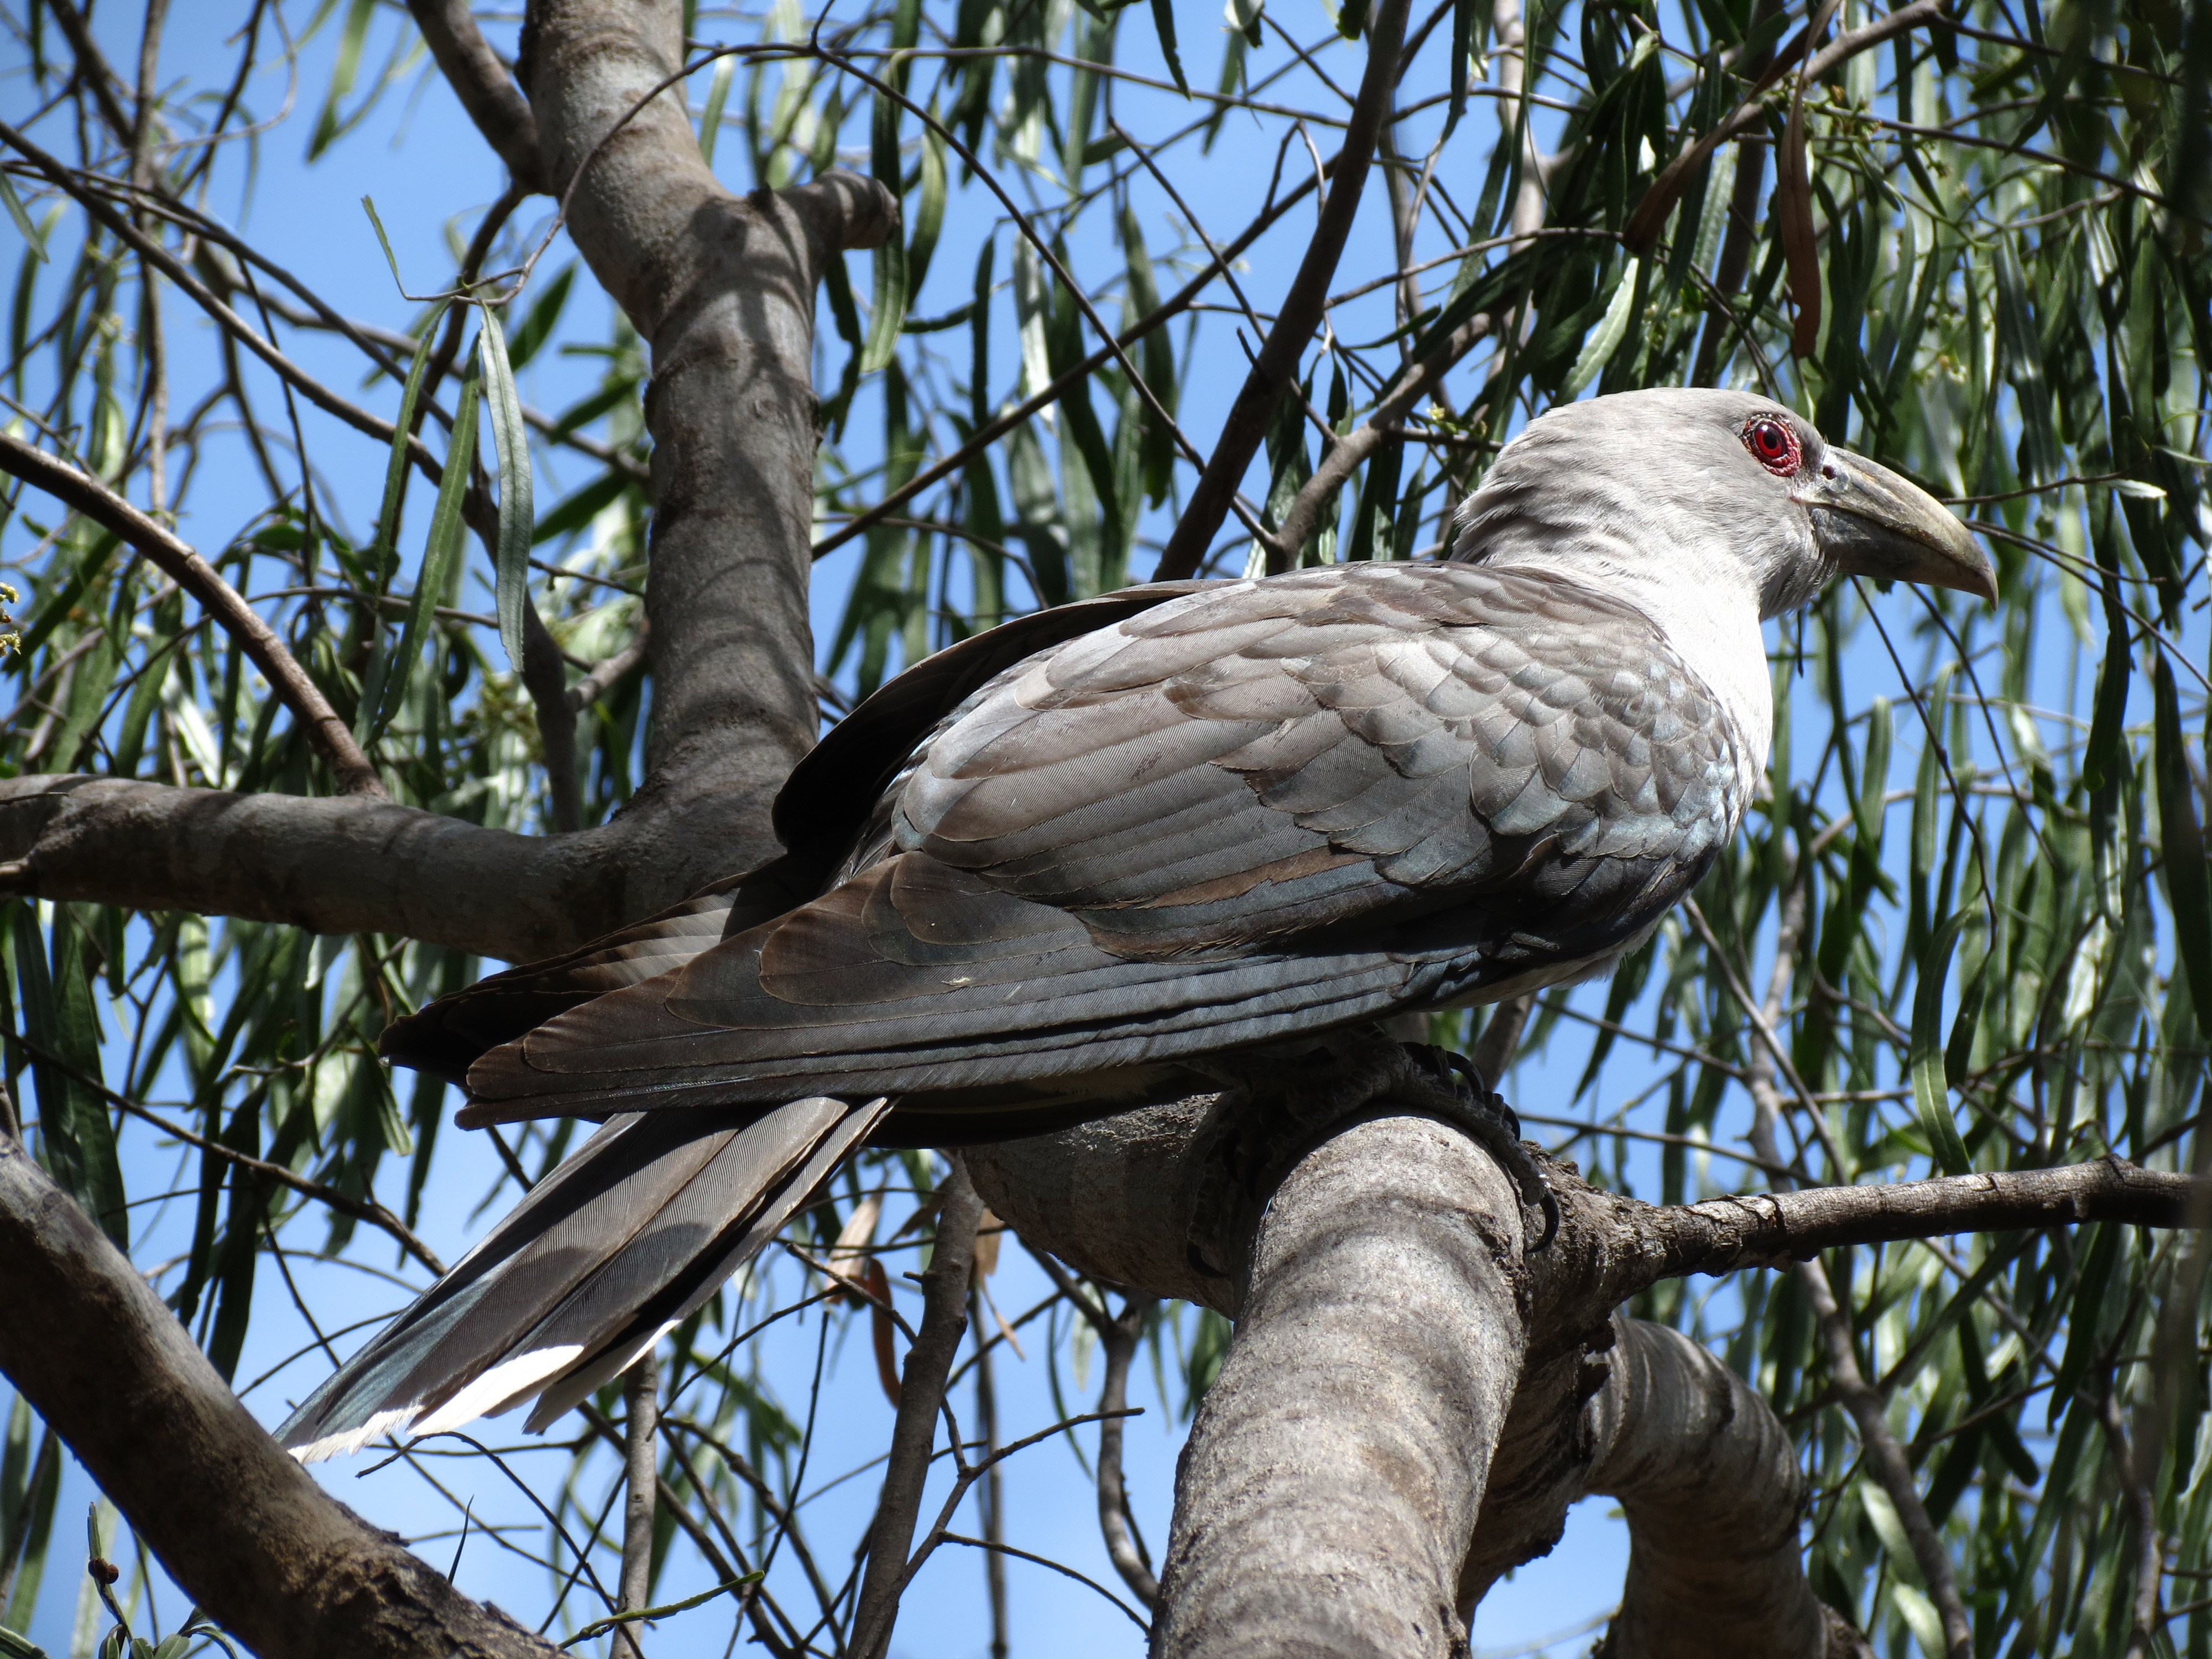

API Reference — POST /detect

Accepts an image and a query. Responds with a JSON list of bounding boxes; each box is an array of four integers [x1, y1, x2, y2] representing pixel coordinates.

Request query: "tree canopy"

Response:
[[0, 0, 2206, 1654]]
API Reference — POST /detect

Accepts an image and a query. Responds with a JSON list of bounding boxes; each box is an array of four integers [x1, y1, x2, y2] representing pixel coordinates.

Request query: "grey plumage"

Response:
[[278, 389, 1993, 1460]]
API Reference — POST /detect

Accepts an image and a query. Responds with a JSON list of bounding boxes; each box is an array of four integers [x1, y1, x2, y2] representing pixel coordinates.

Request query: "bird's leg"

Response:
[[1182, 1027, 1558, 1284]]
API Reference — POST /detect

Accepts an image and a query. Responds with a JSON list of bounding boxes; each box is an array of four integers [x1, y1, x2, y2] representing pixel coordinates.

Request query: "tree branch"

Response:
[[853, 1158, 983, 1659], [1622, 0, 1949, 253], [0, 432, 384, 797], [1265, 315, 1491, 567], [0, 1132, 559, 1659], [1151, 0, 1412, 582], [528, 1, 894, 845], [1152, 1113, 1528, 1656], [1621, 1158, 2212, 1284], [616, 1359, 659, 1659], [1095, 1295, 1159, 1609], [1582, 1319, 1861, 1659], [0, 776, 659, 962], [406, 0, 545, 191]]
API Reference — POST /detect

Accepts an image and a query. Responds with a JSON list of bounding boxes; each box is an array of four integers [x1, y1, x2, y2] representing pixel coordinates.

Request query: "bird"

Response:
[[278, 388, 1992, 1461]]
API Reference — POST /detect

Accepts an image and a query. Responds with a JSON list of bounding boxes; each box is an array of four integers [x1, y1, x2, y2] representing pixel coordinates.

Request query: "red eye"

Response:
[[1744, 417, 1802, 476]]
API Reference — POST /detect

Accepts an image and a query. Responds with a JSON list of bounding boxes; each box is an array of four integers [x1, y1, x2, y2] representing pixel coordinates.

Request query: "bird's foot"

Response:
[[1182, 1029, 1558, 1284]]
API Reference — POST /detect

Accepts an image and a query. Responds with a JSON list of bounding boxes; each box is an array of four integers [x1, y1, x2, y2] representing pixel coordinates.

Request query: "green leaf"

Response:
[[504, 265, 573, 372], [0, 174, 46, 263], [0, 1627, 51, 1659], [309, 0, 378, 159], [697, 54, 735, 166], [1560, 258, 1640, 396], [530, 472, 629, 548], [1149, 0, 1187, 92], [373, 345, 480, 737], [2152, 653, 2212, 1038], [477, 305, 536, 674], [1911, 909, 1974, 1177], [861, 89, 910, 374], [13, 907, 127, 1246]]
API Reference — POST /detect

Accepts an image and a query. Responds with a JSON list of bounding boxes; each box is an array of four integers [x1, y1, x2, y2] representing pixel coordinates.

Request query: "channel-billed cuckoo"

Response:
[[280, 388, 1992, 1460]]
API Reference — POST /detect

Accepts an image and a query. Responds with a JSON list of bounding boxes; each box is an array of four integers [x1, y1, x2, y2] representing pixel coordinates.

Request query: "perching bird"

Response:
[[279, 388, 1992, 1461]]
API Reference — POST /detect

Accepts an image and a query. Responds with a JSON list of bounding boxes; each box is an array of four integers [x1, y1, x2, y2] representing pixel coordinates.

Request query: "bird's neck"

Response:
[[1458, 528, 1778, 785]]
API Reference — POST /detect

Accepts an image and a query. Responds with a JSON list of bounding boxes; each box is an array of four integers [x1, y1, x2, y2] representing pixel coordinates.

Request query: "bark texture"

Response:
[[1583, 1319, 1835, 1659], [525, 0, 895, 852], [1152, 1114, 1527, 1659], [0, 1132, 557, 1659]]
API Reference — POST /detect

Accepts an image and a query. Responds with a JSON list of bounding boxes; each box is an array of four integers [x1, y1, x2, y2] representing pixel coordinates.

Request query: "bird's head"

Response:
[[1449, 388, 1995, 619]]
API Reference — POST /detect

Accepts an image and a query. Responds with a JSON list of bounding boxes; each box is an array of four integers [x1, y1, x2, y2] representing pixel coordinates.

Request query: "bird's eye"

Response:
[[1743, 418, 1802, 477]]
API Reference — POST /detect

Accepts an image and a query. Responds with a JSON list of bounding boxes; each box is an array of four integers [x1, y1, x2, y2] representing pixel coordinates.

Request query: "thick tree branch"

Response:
[[1153, 1113, 1528, 1657], [0, 1133, 558, 1659], [406, 0, 546, 191], [1582, 1319, 1863, 1659], [1151, 0, 1411, 582], [0, 432, 384, 797], [528, 1, 894, 848], [0, 776, 654, 962]]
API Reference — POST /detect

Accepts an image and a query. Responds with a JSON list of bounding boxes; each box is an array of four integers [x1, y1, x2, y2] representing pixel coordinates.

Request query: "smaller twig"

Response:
[[566, 620, 650, 714], [559, 1577, 761, 1650], [851, 1159, 983, 1659], [1799, 1256, 1972, 1658], [0, 445, 382, 792], [615, 1358, 660, 1659], [936, 1534, 1151, 1631], [0, 1029, 439, 1272], [1267, 315, 1491, 567], [1095, 1295, 1159, 1608]]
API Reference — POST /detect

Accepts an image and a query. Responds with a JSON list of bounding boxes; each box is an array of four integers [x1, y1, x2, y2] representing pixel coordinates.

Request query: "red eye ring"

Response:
[[1744, 417, 1802, 477]]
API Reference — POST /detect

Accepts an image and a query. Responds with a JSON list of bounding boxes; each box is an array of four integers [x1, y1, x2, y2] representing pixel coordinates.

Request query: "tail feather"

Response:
[[278, 1095, 888, 1462]]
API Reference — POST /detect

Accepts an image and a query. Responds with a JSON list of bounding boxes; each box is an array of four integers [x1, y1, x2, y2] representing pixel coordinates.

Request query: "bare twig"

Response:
[[1622, 0, 1951, 252], [0, 1027, 441, 1272], [1152, 0, 1411, 581], [851, 1159, 983, 1659], [1266, 314, 1491, 567], [617, 1359, 659, 1659], [811, 158, 1326, 563], [0, 431, 385, 795], [1095, 1295, 1159, 1608]]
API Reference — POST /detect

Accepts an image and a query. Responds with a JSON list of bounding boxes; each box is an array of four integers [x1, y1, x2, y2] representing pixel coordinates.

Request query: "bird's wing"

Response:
[[895, 561, 1745, 952], [379, 581, 1218, 1078], [457, 562, 1746, 1123]]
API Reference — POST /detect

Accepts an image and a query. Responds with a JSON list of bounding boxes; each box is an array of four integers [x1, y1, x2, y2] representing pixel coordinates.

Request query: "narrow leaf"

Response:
[[374, 347, 481, 736], [1561, 258, 1640, 395], [2153, 653, 2212, 1037], [477, 306, 536, 674], [0, 174, 46, 262], [1911, 909, 1974, 1177], [1150, 0, 1188, 92]]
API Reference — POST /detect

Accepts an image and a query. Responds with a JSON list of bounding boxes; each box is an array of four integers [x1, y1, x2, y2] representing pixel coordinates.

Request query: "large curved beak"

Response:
[[1804, 449, 1997, 602]]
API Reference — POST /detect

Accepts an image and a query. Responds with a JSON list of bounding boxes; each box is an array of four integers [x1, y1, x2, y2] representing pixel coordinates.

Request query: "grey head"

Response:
[[1448, 388, 1995, 618]]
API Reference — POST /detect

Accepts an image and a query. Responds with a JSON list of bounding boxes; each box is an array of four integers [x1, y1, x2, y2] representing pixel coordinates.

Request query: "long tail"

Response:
[[277, 1095, 889, 1462]]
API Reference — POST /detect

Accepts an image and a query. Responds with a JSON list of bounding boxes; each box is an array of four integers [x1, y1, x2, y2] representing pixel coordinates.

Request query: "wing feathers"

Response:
[[277, 1097, 886, 1461]]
